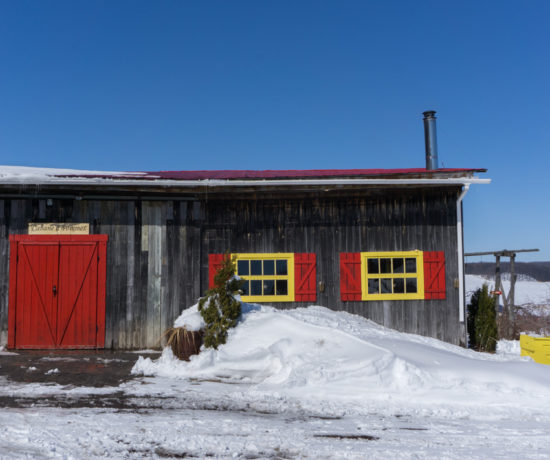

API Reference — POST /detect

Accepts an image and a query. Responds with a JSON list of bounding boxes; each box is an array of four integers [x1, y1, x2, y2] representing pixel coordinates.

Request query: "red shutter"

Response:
[[340, 252, 362, 301], [294, 253, 316, 302], [423, 251, 446, 299], [209, 254, 226, 288]]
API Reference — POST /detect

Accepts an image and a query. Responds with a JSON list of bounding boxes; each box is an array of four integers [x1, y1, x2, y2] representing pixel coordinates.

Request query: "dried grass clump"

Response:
[[162, 326, 204, 361]]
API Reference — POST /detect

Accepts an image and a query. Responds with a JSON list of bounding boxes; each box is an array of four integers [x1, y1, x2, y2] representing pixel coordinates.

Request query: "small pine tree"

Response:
[[468, 284, 498, 353], [467, 288, 480, 350], [198, 255, 244, 349]]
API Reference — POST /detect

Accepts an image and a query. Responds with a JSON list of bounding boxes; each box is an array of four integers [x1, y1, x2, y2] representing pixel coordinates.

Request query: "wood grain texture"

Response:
[[0, 186, 465, 348]]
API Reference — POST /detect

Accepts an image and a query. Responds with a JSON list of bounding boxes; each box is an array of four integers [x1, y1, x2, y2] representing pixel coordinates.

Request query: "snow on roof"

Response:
[[0, 165, 487, 186]]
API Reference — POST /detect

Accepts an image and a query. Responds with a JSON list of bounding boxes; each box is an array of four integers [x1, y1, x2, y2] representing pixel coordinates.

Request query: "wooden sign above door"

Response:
[[28, 223, 89, 235]]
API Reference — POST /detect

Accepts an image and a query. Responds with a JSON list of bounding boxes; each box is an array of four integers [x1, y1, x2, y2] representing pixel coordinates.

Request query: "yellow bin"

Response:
[[520, 334, 550, 365]]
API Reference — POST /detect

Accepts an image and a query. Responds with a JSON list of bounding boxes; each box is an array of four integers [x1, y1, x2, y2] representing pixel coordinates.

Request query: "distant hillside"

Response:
[[465, 261, 550, 282]]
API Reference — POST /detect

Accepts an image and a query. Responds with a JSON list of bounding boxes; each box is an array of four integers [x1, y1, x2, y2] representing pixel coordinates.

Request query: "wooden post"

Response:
[[508, 253, 516, 337], [494, 255, 501, 314], [465, 248, 539, 340]]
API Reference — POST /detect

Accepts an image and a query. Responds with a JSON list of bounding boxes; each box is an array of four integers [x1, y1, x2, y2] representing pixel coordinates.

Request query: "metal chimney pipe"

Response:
[[423, 110, 439, 170]]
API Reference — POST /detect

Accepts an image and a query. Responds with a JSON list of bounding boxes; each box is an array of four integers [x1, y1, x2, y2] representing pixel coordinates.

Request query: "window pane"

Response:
[[276, 260, 287, 275], [276, 279, 288, 296], [405, 258, 416, 273], [251, 280, 262, 296], [263, 260, 275, 275], [368, 278, 379, 294], [392, 258, 404, 273], [241, 280, 250, 296], [263, 280, 275, 295], [251, 260, 262, 276], [367, 258, 379, 274], [380, 258, 392, 274], [406, 278, 417, 293], [381, 278, 392, 293], [237, 260, 249, 276], [393, 278, 405, 293]]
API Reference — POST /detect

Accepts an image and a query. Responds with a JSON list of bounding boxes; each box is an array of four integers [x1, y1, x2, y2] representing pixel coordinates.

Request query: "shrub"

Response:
[[198, 255, 244, 349], [467, 284, 498, 352]]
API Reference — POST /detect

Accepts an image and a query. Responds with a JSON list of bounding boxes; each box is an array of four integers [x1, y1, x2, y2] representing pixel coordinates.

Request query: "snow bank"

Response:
[[133, 304, 550, 410]]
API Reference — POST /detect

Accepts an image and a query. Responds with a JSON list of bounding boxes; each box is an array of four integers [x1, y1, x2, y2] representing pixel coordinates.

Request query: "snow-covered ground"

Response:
[[2, 304, 550, 459]]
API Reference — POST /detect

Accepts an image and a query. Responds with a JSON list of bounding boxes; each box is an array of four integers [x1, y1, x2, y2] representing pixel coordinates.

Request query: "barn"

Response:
[[0, 161, 488, 350]]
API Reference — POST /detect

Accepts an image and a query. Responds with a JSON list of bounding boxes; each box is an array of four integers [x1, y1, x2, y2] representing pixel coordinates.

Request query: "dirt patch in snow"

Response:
[[0, 350, 161, 387]]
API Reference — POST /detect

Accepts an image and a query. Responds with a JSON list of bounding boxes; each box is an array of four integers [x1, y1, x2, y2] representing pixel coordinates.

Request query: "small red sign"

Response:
[[491, 290, 502, 295]]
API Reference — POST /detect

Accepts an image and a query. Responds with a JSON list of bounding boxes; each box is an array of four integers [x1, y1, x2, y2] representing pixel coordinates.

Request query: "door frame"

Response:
[[8, 234, 108, 349]]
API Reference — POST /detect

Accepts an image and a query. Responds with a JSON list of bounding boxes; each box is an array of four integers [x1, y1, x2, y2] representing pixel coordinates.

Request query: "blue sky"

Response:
[[1, 1, 548, 261]]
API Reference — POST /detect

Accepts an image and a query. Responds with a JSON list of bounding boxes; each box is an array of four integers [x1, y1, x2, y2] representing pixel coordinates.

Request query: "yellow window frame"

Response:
[[360, 250, 424, 301], [233, 253, 295, 302]]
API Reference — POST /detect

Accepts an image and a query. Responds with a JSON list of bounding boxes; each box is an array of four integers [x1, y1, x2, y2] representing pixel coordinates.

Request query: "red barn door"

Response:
[[8, 235, 107, 349]]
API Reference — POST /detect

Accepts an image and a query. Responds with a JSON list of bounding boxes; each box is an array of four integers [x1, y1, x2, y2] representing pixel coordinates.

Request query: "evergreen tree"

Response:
[[467, 288, 480, 350], [468, 284, 498, 352], [198, 255, 244, 349]]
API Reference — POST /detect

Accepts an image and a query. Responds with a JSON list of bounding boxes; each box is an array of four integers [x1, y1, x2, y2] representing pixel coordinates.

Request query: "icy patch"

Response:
[[45, 369, 60, 375], [40, 357, 80, 362], [129, 349, 162, 354], [0, 346, 17, 355]]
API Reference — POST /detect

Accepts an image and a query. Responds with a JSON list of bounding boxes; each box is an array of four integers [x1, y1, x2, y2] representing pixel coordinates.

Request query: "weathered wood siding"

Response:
[[0, 186, 464, 348], [199, 189, 462, 344]]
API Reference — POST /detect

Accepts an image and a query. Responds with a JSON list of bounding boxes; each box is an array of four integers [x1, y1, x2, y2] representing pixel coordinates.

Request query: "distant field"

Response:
[[465, 261, 550, 281]]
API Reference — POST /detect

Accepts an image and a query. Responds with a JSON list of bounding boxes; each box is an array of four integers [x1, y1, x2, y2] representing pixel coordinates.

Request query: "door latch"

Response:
[[52, 285, 57, 296]]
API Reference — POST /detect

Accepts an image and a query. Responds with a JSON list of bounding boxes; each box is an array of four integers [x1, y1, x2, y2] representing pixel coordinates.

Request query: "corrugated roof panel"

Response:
[[65, 168, 486, 181]]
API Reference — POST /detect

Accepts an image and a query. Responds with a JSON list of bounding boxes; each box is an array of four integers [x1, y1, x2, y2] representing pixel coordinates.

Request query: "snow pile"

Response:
[[496, 339, 521, 355], [173, 303, 205, 331], [133, 304, 550, 409]]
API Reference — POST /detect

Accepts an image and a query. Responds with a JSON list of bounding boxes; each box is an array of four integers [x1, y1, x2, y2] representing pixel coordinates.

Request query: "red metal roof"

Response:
[[66, 168, 485, 181]]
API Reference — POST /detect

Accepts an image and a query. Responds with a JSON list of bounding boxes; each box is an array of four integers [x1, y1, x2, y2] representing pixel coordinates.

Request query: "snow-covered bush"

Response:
[[198, 255, 244, 349]]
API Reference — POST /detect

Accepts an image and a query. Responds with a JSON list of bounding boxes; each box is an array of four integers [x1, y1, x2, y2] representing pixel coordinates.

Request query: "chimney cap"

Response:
[[423, 110, 437, 119]]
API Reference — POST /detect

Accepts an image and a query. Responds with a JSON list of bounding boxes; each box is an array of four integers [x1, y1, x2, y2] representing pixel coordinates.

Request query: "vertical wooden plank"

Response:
[[97, 239, 107, 348], [0, 201, 9, 346], [134, 200, 147, 348], [7, 237, 17, 348], [100, 201, 114, 349], [166, 202, 183, 332], [160, 201, 172, 335], [143, 201, 163, 348], [124, 201, 136, 349]]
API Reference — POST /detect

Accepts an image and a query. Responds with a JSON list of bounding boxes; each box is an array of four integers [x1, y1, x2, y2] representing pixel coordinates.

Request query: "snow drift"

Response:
[[133, 304, 550, 410]]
